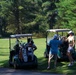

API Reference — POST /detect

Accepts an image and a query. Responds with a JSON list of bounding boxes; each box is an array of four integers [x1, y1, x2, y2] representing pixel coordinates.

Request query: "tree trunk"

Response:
[[13, 0, 21, 34]]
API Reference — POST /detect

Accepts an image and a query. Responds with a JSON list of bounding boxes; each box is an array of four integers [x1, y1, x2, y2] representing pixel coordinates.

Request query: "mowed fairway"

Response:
[[0, 38, 9, 67], [0, 38, 76, 75], [0, 38, 47, 68]]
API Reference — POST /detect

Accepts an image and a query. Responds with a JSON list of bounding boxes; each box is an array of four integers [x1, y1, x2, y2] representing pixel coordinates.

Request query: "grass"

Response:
[[0, 38, 76, 75]]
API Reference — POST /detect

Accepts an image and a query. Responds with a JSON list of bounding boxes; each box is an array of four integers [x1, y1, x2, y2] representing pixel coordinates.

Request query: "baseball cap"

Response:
[[68, 31, 73, 34], [53, 34, 58, 39]]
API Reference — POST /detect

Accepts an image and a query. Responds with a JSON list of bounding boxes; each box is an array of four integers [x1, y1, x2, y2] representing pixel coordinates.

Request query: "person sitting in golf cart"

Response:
[[25, 38, 37, 61], [14, 39, 21, 55], [9, 39, 21, 62], [59, 36, 69, 56], [25, 38, 37, 51]]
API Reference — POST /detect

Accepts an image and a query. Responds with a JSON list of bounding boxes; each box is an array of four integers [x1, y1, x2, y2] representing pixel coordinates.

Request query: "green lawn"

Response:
[[0, 38, 76, 75]]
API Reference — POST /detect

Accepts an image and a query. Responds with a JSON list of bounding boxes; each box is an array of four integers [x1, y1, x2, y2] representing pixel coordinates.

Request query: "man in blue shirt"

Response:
[[47, 34, 62, 69]]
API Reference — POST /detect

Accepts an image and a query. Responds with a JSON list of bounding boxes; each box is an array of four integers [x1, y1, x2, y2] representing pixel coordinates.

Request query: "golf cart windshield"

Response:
[[46, 29, 71, 45]]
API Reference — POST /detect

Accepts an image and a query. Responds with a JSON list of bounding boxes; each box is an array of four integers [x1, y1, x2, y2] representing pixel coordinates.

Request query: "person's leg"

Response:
[[54, 54, 57, 68], [32, 52, 34, 60], [67, 52, 73, 62], [67, 51, 74, 66], [47, 54, 53, 69], [10, 50, 15, 62], [67, 47, 73, 61]]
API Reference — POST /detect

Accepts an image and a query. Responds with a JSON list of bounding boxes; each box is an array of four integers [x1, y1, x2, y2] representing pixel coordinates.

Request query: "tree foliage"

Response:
[[56, 0, 76, 30], [0, 0, 76, 37]]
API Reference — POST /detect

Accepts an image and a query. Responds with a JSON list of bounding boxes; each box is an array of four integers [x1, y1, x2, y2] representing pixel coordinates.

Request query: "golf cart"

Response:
[[44, 29, 76, 61], [9, 34, 38, 69]]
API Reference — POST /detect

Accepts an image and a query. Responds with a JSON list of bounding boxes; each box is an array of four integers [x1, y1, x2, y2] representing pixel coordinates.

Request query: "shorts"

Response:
[[49, 51, 57, 60], [67, 46, 73, 53], [49, 50, 58, 55]]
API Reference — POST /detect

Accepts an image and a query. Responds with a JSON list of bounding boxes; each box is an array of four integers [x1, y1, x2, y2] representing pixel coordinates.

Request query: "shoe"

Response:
[[68, 63, 73, 67], [47, 67, 50, 70]]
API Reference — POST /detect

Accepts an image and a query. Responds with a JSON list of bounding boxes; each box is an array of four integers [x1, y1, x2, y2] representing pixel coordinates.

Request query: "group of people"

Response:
[[10, 31, 75, 69], [47, 31, 75, 69]]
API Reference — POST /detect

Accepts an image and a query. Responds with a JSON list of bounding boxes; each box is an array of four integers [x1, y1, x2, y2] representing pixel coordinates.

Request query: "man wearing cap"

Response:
[[47, 34, 62, 69]]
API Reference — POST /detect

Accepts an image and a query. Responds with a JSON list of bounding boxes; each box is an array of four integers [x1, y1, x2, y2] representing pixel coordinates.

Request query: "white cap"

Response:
[[68, 31, 73, 34]]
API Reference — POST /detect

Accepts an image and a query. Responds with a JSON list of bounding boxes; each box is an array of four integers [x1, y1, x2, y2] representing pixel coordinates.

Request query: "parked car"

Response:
[[44, 29, 76, 61], [9, 34, 38, 69]]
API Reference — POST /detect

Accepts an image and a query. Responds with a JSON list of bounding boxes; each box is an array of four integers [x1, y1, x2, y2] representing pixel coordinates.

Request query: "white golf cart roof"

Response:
[[47, 29, 71, 32], [10, 34, 33, 38]]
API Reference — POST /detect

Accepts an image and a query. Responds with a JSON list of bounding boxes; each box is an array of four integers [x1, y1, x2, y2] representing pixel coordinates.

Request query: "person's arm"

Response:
[[33, 44, 37, 51], [73, 38, 75, 47], [48, 40, 51, 47]]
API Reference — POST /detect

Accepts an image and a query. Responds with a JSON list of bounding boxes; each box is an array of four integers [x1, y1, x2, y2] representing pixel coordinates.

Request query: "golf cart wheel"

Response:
[[9, 62, 13, 67], [14, 60, 18, 69]]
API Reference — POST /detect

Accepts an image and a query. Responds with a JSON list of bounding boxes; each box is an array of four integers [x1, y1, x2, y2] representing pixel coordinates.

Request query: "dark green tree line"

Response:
[[0, 0, 76, 37], [56, 0, 76, 31]]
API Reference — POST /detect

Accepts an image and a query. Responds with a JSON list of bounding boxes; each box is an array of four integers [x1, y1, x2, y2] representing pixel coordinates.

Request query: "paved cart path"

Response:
[[0, 67, 65, 75]]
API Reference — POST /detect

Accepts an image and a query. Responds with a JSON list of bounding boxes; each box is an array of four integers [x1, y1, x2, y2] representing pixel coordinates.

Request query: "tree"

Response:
[[48, 10, 58, 29], [0, 0, 76, 37], [56, 0, 76, 31], [0, 0, 44, 34], [42, 0, 59, 29], [0, 1, 8, 36]]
